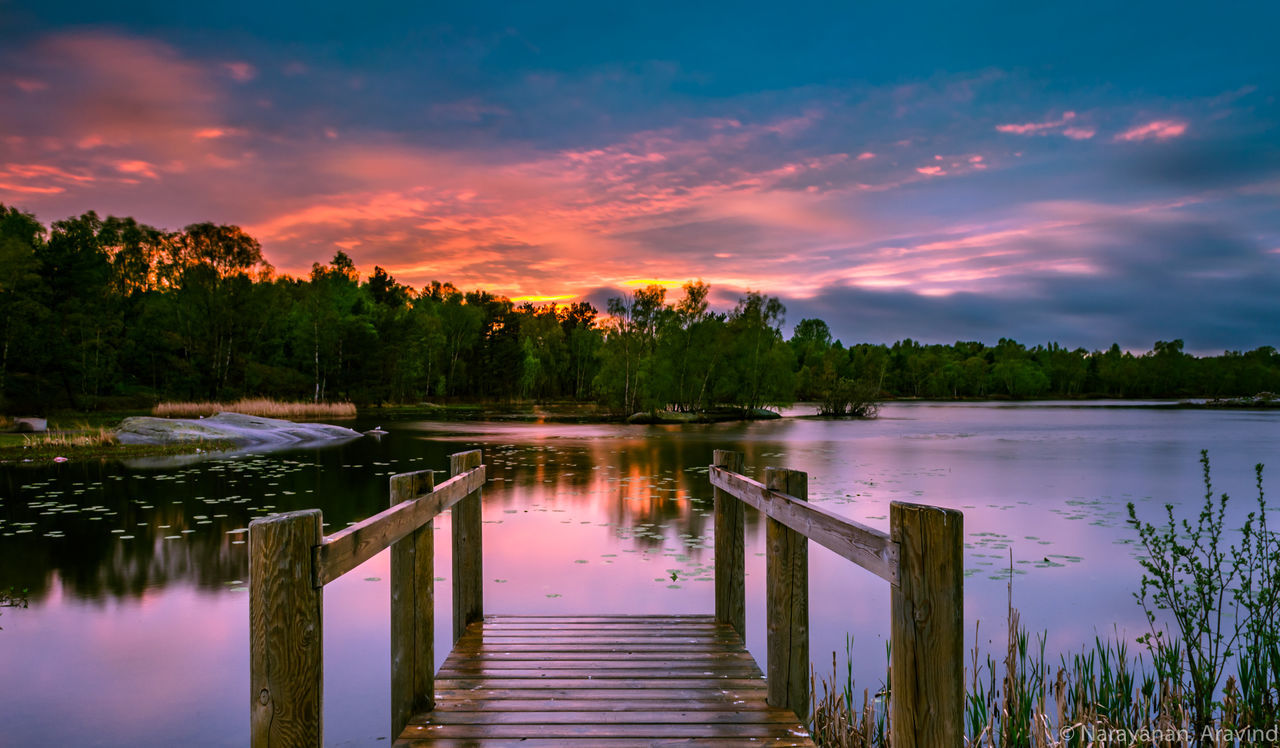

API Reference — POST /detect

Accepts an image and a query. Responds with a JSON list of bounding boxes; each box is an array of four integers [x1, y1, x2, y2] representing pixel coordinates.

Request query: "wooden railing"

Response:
[[248, 449, 485, 748], [709, 450, 964, 747]]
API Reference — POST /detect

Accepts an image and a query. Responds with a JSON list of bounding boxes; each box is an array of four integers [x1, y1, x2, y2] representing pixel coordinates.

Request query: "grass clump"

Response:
[[152, 398, 357, 420], [22, 424, 117, 448]]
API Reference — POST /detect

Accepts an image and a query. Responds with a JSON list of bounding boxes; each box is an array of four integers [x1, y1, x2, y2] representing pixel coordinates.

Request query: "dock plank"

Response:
[[396, 615, 815, 747]]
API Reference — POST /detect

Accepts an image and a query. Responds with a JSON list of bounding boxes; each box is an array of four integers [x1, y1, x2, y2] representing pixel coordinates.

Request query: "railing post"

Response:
[[450, 449, 484, 642], [713, 450, 746, 638], [890, 501, 964, 747], [390, 470, 435, 736], [249, 509, 324, 748], [764, 468, 809, 718]]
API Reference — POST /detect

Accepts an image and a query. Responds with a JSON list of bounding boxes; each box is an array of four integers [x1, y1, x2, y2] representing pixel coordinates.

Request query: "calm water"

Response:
[[1, 402, 1277, 746]]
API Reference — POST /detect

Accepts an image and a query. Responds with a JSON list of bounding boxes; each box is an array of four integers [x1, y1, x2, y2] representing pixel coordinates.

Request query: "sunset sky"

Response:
[[2, 1, 1277, 351]]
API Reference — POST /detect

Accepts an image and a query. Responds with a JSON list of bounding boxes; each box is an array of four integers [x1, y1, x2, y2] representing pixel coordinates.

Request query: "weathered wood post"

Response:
[[764, 467, 809, 718], [390, 470, 436, 736], [713, 449, 746, 638], [249, 509, 324, 748], [890, 501, 964, 747], [450, 449, 484, 642]]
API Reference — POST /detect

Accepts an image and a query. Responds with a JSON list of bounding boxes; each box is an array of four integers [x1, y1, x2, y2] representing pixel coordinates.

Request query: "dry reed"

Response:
[[152, 398, 357, 420], [23, 425, 118, 448]]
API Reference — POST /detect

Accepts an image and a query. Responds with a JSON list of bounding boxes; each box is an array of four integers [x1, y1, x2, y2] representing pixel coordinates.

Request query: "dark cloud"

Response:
[[786, 215, 1280, 353]]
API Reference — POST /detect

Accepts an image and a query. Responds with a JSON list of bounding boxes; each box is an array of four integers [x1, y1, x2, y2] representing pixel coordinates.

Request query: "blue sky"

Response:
[[2, 0, 1277, 351]]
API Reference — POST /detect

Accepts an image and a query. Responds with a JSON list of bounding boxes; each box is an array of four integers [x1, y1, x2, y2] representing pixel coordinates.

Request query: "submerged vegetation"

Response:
[[0, 586, 28, 631], [812, 454, 1279, 747], [152, 398, 357, 420], [2, 205, 1279, 417]]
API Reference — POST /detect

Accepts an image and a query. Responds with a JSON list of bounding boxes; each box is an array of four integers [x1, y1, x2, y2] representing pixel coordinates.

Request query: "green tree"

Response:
[[0, 205, 48, 407]]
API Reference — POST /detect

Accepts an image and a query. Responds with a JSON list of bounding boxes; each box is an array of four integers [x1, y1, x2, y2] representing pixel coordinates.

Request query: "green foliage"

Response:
[[1127, 452, 1278, 742], [2, 203, 1279, 412]]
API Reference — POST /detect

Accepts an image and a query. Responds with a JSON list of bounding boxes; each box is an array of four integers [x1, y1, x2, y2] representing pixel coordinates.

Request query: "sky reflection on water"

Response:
[[1, 402, 1276, 746]]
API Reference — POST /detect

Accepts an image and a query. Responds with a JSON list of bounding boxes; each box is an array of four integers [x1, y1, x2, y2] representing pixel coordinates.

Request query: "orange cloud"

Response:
[[114, 160, 159, 179]]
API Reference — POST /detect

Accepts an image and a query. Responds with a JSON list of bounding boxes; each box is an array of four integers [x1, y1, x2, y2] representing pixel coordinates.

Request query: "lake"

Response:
[[1, 402, 1277, 746]]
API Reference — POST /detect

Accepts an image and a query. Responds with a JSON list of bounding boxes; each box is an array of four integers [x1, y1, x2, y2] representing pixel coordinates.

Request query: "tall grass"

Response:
[[152, 398, 357, 420], [810, 604, 1213, 746], [23, 425, 117, 448]]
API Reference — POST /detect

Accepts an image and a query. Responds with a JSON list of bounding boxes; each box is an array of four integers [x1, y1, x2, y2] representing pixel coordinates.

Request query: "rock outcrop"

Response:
[[115, 412, 363, 447]]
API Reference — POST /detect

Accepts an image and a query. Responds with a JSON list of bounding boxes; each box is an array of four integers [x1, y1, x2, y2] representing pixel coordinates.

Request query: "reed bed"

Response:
[[151, 398, 357, 420], [809, 609, 1277, 747]]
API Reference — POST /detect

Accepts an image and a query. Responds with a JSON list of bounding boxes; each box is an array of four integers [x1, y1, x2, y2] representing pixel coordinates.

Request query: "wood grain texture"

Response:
[[710, 467, 899, 585], [450, 450, 484, 642], [314, 466, 485, 586], [764, 469, 809, 719], [712, 450, 746, 638], [890, 501, 964, 748], [396, 615, 814, 747], [391, 470, 436, 737], [250, 510, 323, 748]]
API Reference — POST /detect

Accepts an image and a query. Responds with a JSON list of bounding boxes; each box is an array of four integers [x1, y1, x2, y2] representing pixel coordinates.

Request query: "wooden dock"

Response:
[[249, 449, 963, 747], [395, 614, 816, 746]]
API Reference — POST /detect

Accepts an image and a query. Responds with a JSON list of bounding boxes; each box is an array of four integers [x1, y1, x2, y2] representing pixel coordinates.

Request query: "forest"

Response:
[[2, 204, 1278, 414]]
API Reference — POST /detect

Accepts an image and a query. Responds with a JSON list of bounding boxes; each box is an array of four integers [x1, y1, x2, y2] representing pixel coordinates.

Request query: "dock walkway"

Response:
[[248, 449, 964, 747], [396, 614, 816, 746]]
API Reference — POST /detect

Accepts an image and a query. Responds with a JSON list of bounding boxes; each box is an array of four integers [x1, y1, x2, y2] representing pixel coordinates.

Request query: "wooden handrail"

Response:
[[709, 465, 899, 585], [709, 453, 963, 746], [312, 465, 486, 587], [249, 449, 486, 748]]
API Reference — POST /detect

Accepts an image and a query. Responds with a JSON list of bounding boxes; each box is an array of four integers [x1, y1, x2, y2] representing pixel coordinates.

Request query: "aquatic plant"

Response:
[[1126, 451, 1275, 740]]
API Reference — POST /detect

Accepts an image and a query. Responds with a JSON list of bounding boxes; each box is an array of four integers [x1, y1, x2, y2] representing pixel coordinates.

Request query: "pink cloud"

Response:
[[857, 152, 876, 160], [1114, 119, 1188, 142], [21, 32, 224, 159], [916, 166, 945, 176], [996, 111, 1096, 140], [996, 111, 1077, 135], [13, 78, 47, 93], [223, 62, 257, 82]]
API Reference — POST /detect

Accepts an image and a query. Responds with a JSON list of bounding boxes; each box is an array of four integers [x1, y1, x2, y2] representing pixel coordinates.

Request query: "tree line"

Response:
[[1, 204, 1277, 413]]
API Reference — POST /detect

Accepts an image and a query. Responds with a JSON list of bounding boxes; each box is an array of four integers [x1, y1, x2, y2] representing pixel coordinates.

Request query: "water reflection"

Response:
[[1, 404, 1277, 747]]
